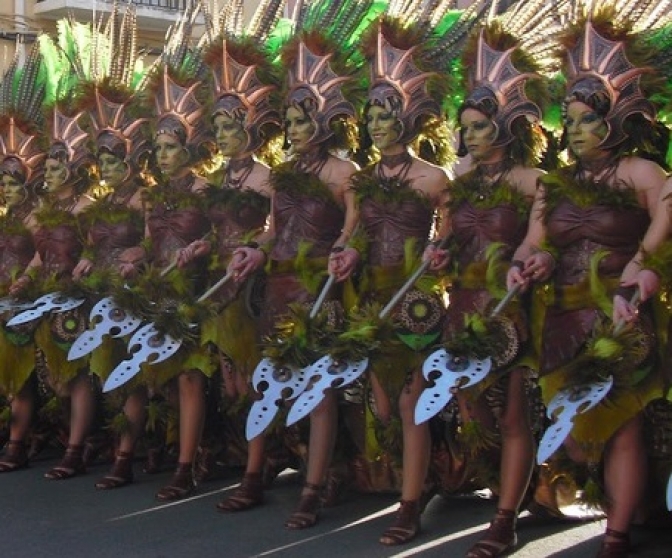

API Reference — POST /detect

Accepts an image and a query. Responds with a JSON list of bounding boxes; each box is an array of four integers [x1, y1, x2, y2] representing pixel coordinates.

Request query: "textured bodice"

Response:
[[270, 178, 343, 261], [34, 221, 82, 277], [452, 201, 526, 269], [547, 199, 649, 285], [207, 189, 269, 259]]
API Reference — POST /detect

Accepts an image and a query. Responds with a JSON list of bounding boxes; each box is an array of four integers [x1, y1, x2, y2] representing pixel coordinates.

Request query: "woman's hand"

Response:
[[9, 274, 32, 297], [227, 246, 266, 282], [506, 264, 530, 292], [72, 258, 93, 281], [177, 240, 211, 268], [613, 293, 639, 325], [329, 247, 359, 282], [423, 243, 450, 271], [521, 251, 555, 283]]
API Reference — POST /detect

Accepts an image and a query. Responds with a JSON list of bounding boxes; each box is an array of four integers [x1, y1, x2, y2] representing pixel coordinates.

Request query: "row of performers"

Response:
[[2, 7, 672, 558]]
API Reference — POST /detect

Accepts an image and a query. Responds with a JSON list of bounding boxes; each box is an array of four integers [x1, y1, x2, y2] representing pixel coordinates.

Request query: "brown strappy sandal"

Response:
[[155, 462, 196, 501], [217, 472, 264, 512], [0, 441, 29, 473], [466, 508, 518, 558], [379, 500, 421, 546], [44, 444, 86, 480], [285, 482, 323, 530], [95, 451, 134, 490], [595, 528, 630, 558]]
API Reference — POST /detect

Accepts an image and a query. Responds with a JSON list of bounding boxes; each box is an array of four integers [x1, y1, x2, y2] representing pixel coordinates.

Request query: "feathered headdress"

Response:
[[282, 33, 357, 147], [0, 42, 48, 193], [46, 107, 94, 186], [461, 24, 545, 149], [559, 1, 672, 150], [143, 1, 212, 158], [76, 3, 151, 180], [207, 39, 281, 153]]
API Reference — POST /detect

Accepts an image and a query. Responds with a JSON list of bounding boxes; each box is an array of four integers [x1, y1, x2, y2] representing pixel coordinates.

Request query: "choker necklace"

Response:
[[380, 151, 412, 170], [473, 160, 513, 202], [52, 192, 80, 213], [225, 157, 255, 190], [377, 153, 413, 193], [576, 157, 618, 185], [296, 149, 329, 177]]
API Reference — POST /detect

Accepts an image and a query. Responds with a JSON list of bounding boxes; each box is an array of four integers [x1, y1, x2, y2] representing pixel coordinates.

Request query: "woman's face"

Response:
[[460, 108, 503, 163], [1, 173, 27, 208], [366, 105, 400, 152], [214, 113, 248, 158], [285, 106, 316, 153], [43, 157, 69, 194], [155, 133, 189, 176], [565, 101, 608, 160], [98, 152, 127, 189]]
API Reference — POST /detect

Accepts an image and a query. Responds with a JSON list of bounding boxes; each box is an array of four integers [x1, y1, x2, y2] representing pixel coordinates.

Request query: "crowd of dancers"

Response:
[[2, 0, 672, 556]]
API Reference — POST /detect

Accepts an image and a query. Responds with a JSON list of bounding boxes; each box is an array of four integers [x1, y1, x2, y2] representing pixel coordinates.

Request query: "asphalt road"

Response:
[[1, 454, 671, 558]]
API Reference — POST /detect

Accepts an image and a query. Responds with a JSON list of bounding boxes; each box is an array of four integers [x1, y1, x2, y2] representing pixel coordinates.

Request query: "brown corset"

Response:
[[147, 204, 210, 268], [547, 200, 649, 286], [452, 201, 526, 269], [209, 199, 268, 260], [89, 219, 144, 268], [271, 190, 343, 261], [360, 197, 432, 267], [34, 223, 83, 278], [0, 231, 34, 287]]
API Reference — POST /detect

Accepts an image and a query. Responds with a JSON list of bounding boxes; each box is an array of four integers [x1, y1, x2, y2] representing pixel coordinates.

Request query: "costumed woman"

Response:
[[224, 31, 359, 528], [9, 100, 96, 480], [425, 22, 548, 557], [74, 77, 153, 489], [0, 46, 47, 471], [329, 19, 450, 545], [125, 45, 215, 500], [194, 31, 282, 504], [508, 7, 670, 557]]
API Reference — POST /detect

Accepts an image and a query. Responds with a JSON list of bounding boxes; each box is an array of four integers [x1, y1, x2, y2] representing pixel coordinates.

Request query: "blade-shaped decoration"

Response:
[[101, 271, 235, 392], [288, 238, 451, 427], [245, 357, 312, 440], [536, 376, 613, 465], [6, 292, 86, 326], [414, 285, 521, 425], [286, 354, 370, 426], [102, 322, 181, 392], [245, 274, 336, 439], [666, 471, 672, 511], [537, 290, 639, 464], [414, 351, 491, 425], [67, 297, 143, 361]]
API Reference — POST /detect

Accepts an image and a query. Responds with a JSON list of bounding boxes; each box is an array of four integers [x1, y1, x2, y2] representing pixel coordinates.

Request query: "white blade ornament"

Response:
[[414, 351, 491, 425], [103, 322, 181, 392], [414, 285, 520, 425], [101, 271, 235, 392], [286, 354, 369, 426], [6, 292, 86, 326], [536, 290, 639, 464], [536, 376, 614, 465], [245, 357, 312, 440], [245, 274, 336, 440], [67, 297, 143, 361]]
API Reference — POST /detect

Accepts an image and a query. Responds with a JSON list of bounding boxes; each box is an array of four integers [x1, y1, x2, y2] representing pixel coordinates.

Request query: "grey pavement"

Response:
[[1, 455, 671, 558]]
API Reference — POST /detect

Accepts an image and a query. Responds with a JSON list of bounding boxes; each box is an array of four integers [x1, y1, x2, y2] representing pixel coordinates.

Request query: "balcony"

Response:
[[34, 0, 188, 32]]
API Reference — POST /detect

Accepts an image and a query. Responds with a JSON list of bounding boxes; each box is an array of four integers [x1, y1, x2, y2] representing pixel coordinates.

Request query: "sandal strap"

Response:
[[604, 528, 629, 542]]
